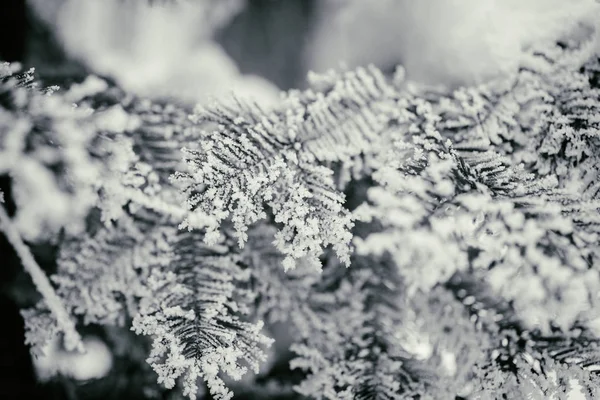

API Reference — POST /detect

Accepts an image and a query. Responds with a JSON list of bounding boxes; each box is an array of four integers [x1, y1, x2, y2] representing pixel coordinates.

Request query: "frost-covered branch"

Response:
[[132, 230, 273, 400], [174, 66, 398, 270], [0, 205, 83, 353]]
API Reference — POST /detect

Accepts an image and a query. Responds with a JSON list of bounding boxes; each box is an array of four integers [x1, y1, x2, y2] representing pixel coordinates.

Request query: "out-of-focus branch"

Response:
[[0, 204, 82, 353]]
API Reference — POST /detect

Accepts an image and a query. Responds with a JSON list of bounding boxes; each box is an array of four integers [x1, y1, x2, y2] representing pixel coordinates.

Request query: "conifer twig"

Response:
[[0, 205, 83, 352]]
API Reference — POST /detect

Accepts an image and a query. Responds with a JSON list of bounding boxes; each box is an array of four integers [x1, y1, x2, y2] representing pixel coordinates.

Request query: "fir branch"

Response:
[[51, 211, 170, 326], [132, 229, 273, 400], [0, 64, 140, 239], [445, 272, 600, 399], [290, 255, 442, 400], [174, 66, 397, 270]]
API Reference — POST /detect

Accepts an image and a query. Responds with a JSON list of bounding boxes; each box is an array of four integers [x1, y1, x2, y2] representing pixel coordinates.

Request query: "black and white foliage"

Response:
[[2, 2, 600, 399]]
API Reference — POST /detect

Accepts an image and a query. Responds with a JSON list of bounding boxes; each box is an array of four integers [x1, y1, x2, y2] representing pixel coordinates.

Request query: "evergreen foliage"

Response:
[[1, 7, 600, 400]]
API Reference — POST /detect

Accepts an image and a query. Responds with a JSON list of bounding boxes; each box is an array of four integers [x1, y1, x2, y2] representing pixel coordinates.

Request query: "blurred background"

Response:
[[1, 0, 320, 103], [3, 0, 596, 98]]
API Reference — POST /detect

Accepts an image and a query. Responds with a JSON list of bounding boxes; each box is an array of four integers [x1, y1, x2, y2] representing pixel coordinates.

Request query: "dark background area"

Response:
[[0, 0, 30, 63], [216, 0, 317, 89]]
